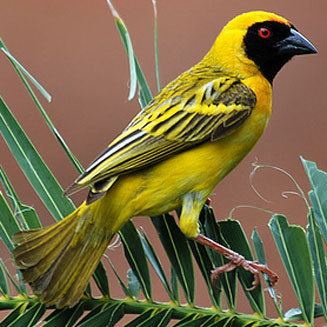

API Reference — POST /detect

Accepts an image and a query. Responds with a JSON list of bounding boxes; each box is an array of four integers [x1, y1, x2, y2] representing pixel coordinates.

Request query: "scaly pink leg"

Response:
[[195, 234, 278, 289]]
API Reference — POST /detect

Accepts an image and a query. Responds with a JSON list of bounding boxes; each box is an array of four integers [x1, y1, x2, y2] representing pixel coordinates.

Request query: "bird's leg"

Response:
[[179, 194, 278, 288], [179, 192, 207, 239], [194, 234, 278, 288]]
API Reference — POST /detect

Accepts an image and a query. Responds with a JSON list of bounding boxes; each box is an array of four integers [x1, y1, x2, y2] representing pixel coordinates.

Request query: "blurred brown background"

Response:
[[0, 0, 326, 323]]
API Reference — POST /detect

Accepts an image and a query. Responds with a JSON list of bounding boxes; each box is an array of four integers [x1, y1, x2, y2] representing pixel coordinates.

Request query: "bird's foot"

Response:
[[211, 252, 278, 290], [195, 234, 278, 289]]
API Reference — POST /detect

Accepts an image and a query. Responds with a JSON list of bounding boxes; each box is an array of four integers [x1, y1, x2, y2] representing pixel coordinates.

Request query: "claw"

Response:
[[245, 271, 260, 291], [211, 256, 278, 290], [195, 234, 279, 289], [211, 261, 236, 284]]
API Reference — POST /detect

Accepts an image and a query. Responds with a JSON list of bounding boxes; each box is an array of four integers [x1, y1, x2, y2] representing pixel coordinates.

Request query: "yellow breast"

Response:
[[124, 74, 272, 215]]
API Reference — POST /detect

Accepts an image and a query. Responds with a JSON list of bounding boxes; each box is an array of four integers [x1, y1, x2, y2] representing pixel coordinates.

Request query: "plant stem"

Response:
[[152, 0, 161, 92], [0, 295, 302, 326]]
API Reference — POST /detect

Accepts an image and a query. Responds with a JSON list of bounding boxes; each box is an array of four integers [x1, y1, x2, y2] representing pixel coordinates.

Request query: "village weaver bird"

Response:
[[13, 11, 317, 308]]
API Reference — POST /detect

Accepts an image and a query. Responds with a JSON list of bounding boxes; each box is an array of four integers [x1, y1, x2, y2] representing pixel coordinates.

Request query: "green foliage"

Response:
[[152, 214, 195, 305], [307, 212, 327, 319], [269, 215, 315, 324], [0, 1, 326, 326], [0, 97, 75, 221], [120, 222, 151, 300]]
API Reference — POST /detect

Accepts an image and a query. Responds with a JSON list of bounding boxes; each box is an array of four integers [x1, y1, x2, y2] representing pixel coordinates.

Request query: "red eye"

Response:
[[258, 27, 271, 39]]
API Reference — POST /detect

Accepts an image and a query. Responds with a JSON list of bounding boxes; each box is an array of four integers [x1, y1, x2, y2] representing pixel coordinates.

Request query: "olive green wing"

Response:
[[66, 76, 256, 200]]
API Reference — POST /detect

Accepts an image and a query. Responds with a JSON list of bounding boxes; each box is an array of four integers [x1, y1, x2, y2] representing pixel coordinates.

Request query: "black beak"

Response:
[[276, 28, 317, 56]]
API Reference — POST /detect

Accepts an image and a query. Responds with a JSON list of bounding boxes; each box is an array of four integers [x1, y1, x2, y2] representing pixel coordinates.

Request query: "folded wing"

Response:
[[65, 72, 256, 202]]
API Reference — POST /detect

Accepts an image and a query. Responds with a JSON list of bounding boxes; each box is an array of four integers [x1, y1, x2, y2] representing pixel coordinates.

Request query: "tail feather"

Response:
[[13, 219, 74, 270], [19, 231, 73, 283], [12, 204, 112, 308], [44, 241, 108, 307]]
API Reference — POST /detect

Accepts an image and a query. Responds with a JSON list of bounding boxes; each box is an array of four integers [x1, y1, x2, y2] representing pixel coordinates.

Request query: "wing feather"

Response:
[[66, 71, 256, 195]]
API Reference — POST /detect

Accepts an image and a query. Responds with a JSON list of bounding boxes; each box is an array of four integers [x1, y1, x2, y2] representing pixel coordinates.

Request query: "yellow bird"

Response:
[[13, 11, 316, 308]]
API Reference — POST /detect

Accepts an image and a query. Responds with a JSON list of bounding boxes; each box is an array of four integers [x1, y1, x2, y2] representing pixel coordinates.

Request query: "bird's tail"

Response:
[[13, 202, 112, 308]]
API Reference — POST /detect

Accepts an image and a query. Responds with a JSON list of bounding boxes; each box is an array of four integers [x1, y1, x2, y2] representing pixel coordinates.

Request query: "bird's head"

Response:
[[205, 11, 317, 83]]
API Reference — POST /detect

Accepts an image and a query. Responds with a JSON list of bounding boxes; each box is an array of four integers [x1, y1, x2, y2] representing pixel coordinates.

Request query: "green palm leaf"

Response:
[[307, 211, 327, 319], [269, 215, 315, 325], [120, 221, 152, 300], [202, 208, 237, 309], [152, 214, 195, 305]]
